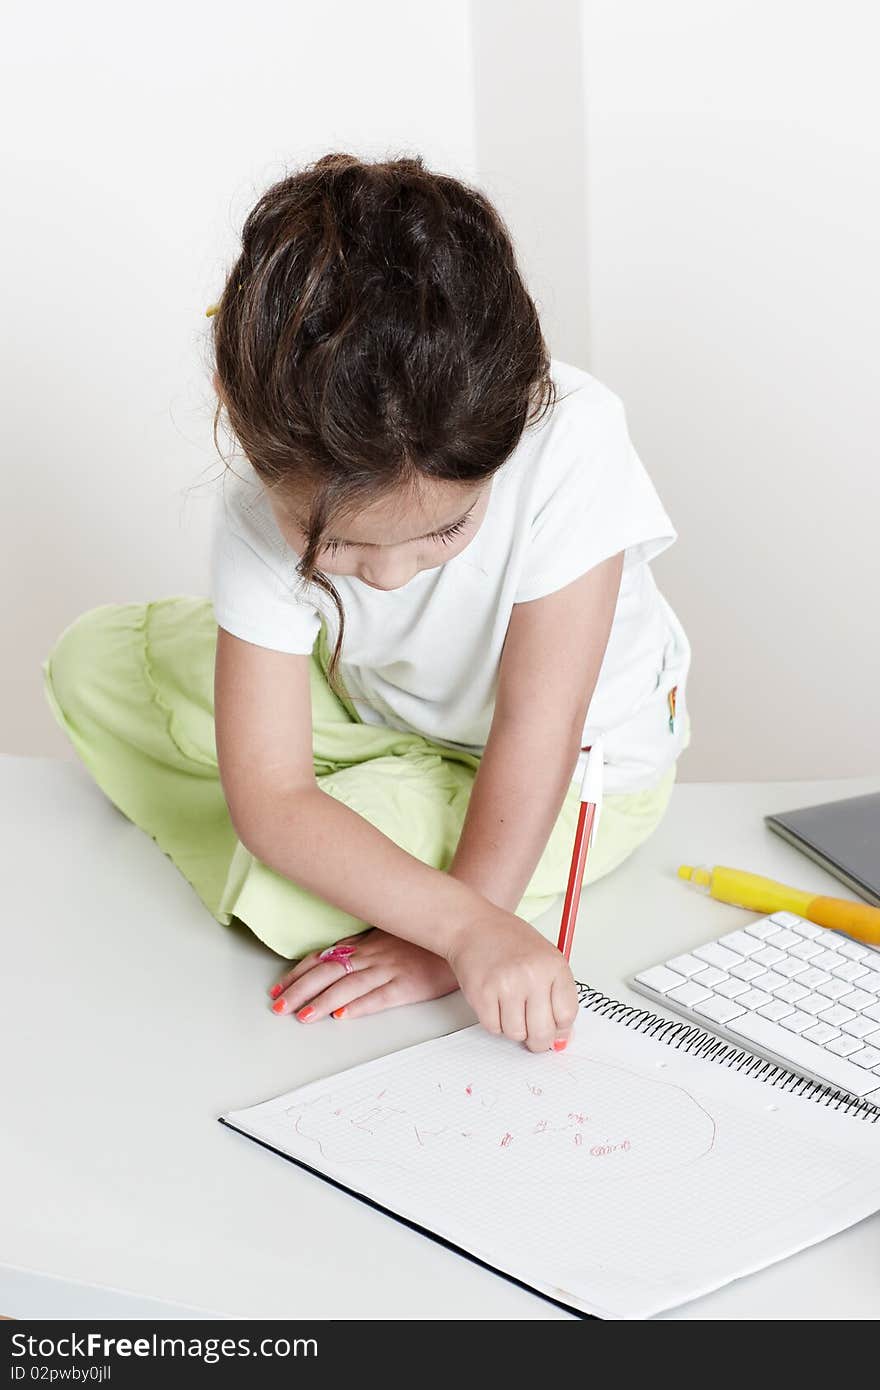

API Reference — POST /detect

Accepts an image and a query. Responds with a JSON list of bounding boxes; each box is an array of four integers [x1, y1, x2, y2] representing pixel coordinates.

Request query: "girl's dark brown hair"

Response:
[[210, 151, 557, 693]]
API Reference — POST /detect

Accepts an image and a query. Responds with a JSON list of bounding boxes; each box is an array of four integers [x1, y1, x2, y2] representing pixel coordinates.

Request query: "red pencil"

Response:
[[556, 738, 605, 962]]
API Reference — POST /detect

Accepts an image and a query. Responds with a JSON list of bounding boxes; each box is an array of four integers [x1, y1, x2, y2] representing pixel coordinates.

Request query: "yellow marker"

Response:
[[678, 863, 880, 947]]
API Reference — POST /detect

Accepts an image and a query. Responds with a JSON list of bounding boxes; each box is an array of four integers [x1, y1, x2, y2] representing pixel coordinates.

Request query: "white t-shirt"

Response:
[[210, 359, 691, 795]]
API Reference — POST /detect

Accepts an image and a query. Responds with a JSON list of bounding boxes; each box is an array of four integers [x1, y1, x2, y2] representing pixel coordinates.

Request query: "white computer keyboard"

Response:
[[631, 911, 880, 1102]]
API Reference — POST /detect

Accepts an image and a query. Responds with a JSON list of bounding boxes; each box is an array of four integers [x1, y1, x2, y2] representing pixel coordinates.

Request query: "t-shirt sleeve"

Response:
[[209, 476, 321, 655], [514, 385, 677, 604]]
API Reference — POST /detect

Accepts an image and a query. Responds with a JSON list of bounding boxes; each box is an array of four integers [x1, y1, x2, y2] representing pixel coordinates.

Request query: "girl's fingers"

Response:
[[550, 973, 579, 1043], [268, 931, 373, 996], [287, 966, 389, 1023], [524, 991, 557, 1054], [269, 952, 322, 995], [498, 993, 527, 1044], [272, 960, 368, 1017], [474, 993, 502, 1037], [331, 981, 405, 1021]]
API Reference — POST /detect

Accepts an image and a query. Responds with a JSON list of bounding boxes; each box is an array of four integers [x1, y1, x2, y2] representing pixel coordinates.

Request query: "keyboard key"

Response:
[[694, 967, 730, 989], [790, 939, 822, 961], [758, 999, 795, 1022], [744, 919, 781, 941], [667, 981, 713, 1007], [730, 960, 764, 981], [813, 950, 847, 971], [719, 930, 763, 956], [863, 1002, 880, 1024], [832, 960, 868, 983], [798, 993, 831, 1016], [666, 953, 705, 978], [774, 981, 809, 1004], [818, 1005, 855, 1027], [736, 988, 772, 1011], [840, 1016, 880, 1039], [803, 1022, 841, 1046], [769, 911, 802, 928], [693, 995, 747, 1025], [838, 989, 875, 1012], [835, 939, 870, 961], [716, 977, 750, 999], [634, 965, 686, 994], [827, 1035, 862, 1057], [767, 928, 801, 950], [797, 967, 831, 990], [849, 1045, 880, 1070], [859, 971, 880, 996], [752, 971, 787, 993], [789, 919, 825, 940], [752, 946, 786, 968], [774, 957, 808, 979], [816, 978, 851, 1000], [725, 1012, 880, 1096], [693, 943, 741, 971], [780, 1010, 814, 1034]]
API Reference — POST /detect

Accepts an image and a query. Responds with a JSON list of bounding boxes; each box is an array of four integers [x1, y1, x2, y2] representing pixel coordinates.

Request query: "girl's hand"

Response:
[[444, 908, 579, 1053], [269, 929, 459, 1023]]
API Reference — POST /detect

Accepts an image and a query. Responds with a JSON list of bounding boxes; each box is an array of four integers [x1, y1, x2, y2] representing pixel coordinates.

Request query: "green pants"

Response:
[[42, 596, 680, 960]]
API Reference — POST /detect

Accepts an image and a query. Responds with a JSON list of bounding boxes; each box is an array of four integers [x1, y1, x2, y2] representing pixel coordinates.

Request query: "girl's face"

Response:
[[267, 477, 492, 591]]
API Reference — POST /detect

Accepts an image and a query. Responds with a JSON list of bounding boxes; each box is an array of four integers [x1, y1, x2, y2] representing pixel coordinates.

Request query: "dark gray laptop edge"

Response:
[[765, 792, 880, 908]]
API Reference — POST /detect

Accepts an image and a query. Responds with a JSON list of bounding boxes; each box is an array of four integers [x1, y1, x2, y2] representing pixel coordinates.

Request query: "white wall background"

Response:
[[582, 0, 880, 779], [1, 0, 478, 753], [4, 0, 878, 780]]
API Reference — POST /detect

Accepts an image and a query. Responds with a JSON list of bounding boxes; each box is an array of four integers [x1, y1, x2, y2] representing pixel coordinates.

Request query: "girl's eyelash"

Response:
[[430, 515, 470, 545], [323, 512, 472, 555]]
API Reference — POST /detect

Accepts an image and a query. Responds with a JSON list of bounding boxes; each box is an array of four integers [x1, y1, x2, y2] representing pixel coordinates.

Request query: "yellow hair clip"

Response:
[[205, 303, 220, 317]]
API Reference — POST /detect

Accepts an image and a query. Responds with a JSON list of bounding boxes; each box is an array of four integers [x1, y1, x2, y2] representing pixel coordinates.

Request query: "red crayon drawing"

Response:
[[590, 1138, 632, 1157], [465, 1085, 473, 1096], [500, 1132, 513, 1147], [527, 1084, 544, 1096], [574, 1134, 583, 1146]]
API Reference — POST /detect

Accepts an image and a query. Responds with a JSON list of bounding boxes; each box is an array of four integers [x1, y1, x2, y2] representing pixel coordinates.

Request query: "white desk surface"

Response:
[[3, 755, 879, 1321]]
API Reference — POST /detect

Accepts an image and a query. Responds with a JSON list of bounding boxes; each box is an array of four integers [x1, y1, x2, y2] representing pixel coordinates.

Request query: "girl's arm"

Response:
[[213, 629, 489, 956], [447, 552, 625, 913], [213, 616, 591, 1051]]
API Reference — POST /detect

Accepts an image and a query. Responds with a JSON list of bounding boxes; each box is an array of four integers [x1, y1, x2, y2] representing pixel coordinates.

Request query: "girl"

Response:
[[43, 152, 691, 1055]]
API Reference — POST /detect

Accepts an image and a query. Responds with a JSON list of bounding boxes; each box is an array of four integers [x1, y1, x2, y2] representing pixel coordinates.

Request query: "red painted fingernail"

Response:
[[331, 1007, 347, 1020], [272, 998, 286, 1014], [296, 1005, 316, 1022], [552, 1039, 568, 1052], [269, 984, 283, 999]]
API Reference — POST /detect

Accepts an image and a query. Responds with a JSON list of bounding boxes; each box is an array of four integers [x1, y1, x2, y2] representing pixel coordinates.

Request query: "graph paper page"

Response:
[[223, 1009, 880, 1318]]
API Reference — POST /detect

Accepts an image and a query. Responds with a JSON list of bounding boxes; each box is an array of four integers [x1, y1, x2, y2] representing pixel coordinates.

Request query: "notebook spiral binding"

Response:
[[576, 983, 880, 1124]]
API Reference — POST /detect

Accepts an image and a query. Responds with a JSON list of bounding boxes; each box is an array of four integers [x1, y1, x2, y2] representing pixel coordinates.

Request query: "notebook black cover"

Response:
[[765, 792, 880, 907]]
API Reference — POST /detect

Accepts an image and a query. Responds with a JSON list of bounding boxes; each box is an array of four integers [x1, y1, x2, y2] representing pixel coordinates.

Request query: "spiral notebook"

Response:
[[221, 984, 880, 1320]]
